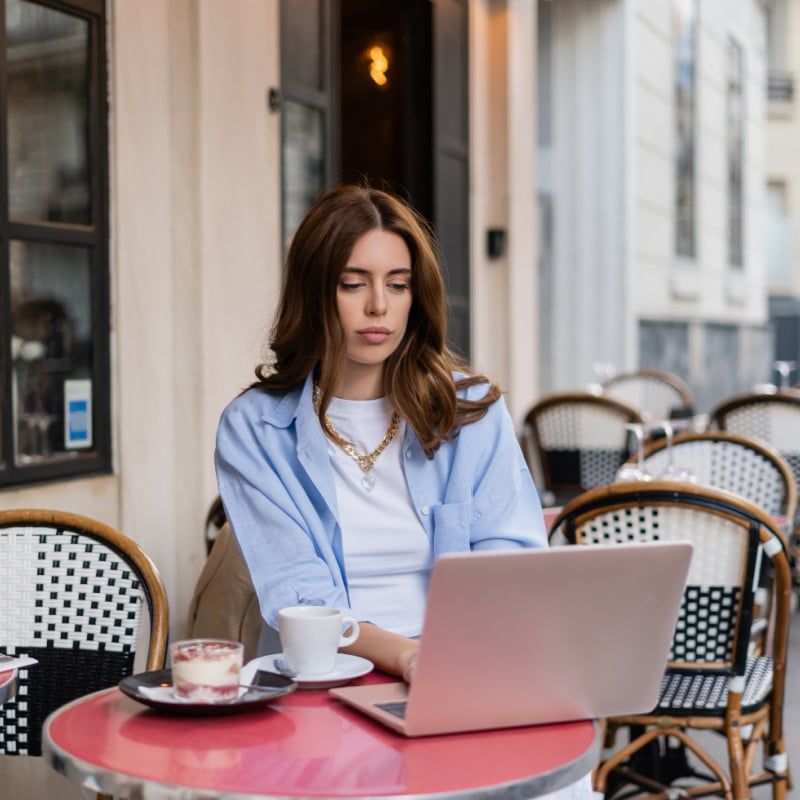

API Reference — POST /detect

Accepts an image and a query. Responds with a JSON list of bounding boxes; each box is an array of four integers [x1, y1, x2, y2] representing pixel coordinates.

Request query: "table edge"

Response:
[[42, 688, 601, 800]]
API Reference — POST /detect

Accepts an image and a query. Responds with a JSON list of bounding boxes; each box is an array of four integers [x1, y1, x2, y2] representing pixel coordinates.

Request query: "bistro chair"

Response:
[[637, 430, 797, 533], [549, 481, 792, 800], [204, 493, 227, 555], [636, 431, 798, 650], [710, 389, 800, 590], [523, 391, 644, 506], [602, 369, 695, 421], [0, 509, 169, 762], [186, 520, 261, 662]]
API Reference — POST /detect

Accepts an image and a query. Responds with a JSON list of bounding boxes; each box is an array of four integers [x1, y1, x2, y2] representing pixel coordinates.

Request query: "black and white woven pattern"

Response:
[[718, 403, 800, 534], [576, 505, 749, 667], [0, 526, 145, 756], [536, 403, 633, 451], [604, 378, 687, 421], [657, 656, 774, 715], [643, 441, 787, 517], [670, 585, 739, 662], [545, 448, 627, 492]]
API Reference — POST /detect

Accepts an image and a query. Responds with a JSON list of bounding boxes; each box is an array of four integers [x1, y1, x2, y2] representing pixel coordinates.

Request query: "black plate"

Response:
[[119, 669, 297, 716]]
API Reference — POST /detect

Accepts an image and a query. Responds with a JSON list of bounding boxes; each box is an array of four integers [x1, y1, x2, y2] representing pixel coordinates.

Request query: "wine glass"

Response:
[[657, 421, 696, 482], [588, 362, 616, 395], [774, 360, 797, 390], [615, 424, 652, 482]]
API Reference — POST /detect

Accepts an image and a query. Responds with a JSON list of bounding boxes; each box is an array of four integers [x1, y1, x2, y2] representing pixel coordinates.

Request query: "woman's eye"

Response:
[[388, 282, 410, 292], [339, 282, 364, 291]]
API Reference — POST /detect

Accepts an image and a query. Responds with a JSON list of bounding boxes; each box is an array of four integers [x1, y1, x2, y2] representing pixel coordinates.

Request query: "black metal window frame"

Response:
[[0, 0, 110, 487]]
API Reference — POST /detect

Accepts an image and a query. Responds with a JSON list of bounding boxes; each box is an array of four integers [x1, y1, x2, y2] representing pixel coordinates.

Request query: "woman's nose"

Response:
[[367, 287, 387, 315]]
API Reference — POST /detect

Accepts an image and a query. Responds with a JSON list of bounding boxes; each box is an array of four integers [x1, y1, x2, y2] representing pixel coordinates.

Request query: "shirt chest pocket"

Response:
[[431, 502, 472, 554]]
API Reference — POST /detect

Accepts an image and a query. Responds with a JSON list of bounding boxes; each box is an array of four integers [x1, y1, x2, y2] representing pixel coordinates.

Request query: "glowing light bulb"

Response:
[[369, 45, 389, 87]]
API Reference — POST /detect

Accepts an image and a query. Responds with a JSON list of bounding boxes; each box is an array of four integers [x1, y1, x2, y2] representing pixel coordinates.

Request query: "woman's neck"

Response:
[[333, 363, 385, 400]]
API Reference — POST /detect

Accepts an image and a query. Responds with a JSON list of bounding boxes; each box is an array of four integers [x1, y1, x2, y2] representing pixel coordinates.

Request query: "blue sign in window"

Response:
[[67, 399, 89, 445]]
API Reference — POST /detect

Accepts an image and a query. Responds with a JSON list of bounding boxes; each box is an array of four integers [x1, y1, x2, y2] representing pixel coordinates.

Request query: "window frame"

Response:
[[0, 0, 110, 487]]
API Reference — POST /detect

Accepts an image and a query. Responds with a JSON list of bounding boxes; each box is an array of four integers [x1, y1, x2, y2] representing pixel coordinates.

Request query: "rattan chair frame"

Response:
[[523, 391, 644, 506], [549, 481, 792, 800], [602, 369, 695, 419], [0, 508, 169, 764], [710, 390, 800, 588]]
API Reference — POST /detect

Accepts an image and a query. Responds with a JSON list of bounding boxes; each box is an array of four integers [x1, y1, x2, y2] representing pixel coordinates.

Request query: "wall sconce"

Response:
[[369, 45, 389, 87]]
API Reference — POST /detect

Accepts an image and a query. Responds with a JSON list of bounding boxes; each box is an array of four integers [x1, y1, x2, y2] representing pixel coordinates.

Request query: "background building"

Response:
[[0, 1, 787, 794], [537, 0, 772, 411], [765, 0, 800, 379]]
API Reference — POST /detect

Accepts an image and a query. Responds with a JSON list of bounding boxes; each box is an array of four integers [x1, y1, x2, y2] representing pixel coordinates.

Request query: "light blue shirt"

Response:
[[214, 372, 547, 629]]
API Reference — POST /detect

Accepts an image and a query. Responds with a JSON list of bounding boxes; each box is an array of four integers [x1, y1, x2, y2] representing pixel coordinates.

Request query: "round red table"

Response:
[[43, 674, 599, 799]]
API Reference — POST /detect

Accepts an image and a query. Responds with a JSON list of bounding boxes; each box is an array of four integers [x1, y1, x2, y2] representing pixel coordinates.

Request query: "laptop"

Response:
[[330, 541, 692, 737]]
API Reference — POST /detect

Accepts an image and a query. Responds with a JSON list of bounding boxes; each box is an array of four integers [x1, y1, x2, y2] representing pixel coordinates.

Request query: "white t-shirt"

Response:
[[325, 395, 432, 637]]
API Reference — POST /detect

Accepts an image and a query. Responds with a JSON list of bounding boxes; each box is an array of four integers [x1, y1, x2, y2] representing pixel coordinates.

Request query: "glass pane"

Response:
[[282, 99, 325, 246], [727, 39, 744, 268], [6, 0, 91, 224], [674, 0, 697, 258], [10, 241, 95, 465]]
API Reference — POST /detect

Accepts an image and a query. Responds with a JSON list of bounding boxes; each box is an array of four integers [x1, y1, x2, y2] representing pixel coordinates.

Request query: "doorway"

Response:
[[280, 0, 470, 356], [338, 0, 433, 221]]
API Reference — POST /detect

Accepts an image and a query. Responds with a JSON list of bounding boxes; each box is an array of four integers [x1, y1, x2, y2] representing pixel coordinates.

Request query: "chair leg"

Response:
[[596, 726, 733, 800]]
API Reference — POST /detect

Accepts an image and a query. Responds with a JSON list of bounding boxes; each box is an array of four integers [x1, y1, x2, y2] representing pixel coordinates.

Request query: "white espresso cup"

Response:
[[278, 606, 360, 675]]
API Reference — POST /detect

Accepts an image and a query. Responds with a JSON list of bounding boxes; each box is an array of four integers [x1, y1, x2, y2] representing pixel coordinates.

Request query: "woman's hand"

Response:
[[401, 651, 418, 684], [340, 622, 419, 681]]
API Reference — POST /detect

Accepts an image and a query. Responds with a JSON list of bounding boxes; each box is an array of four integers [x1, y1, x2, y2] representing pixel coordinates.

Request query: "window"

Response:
[[765, 0, 794, 103], [673, 0, 698, 259], [0, 0, 110, 486], [727, 38, 744, 268]]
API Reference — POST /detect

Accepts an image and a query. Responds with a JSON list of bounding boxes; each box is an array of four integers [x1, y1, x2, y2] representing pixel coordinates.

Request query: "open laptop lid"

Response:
[[331, 541, 692, 736]]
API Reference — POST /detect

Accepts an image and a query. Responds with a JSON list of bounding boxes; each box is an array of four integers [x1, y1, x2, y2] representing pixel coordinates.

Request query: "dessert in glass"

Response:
[[170, 639, 244, 703]]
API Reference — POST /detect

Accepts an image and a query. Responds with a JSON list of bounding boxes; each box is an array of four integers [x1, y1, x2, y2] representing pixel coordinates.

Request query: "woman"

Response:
[[214, 184, 547, 683]]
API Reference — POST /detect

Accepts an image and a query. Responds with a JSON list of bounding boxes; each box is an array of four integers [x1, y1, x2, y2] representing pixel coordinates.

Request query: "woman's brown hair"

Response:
[[252, 184, 501, 456]]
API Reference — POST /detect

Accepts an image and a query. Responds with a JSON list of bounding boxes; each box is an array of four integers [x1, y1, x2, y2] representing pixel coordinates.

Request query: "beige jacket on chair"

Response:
[[185, 522, 262, 662]]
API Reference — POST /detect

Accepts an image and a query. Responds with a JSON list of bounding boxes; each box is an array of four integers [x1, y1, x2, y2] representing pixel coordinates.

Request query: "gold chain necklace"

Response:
[[313, 385, 401, 491]]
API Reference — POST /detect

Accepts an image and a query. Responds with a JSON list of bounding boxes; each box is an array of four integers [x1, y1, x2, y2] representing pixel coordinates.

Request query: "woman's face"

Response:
[[335, 229, 413, 393]]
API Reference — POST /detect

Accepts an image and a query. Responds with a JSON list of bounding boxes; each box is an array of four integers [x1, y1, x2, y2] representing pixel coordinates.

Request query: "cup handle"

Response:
[[338, 616, 360, 646]]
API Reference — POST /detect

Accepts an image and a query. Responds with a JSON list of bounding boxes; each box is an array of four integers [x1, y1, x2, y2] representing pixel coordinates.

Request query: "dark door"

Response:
[[432, 0, 470, 357], [281, 0, 470, 357]]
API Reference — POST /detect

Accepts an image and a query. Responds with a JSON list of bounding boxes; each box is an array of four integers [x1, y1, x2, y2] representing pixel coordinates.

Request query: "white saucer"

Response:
[[243, 653, 374, 690]]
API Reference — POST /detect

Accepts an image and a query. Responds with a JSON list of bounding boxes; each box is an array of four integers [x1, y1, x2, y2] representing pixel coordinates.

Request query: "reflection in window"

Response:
[[1, 0, 108, 485], [6, 0, 90, 224], [674, 0, 697, 259], [10, 242, 92, 464], [282, 100, 325, 247], [727, 39, 744, 268]]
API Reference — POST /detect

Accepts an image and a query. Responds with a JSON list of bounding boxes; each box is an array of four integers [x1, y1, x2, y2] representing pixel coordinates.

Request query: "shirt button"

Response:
[[421, 505, 430, 515], [405, 449, 412, 459]]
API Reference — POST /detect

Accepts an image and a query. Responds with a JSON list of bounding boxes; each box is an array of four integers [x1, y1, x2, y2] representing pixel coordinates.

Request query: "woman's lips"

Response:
[[357, 327, 391, 344]]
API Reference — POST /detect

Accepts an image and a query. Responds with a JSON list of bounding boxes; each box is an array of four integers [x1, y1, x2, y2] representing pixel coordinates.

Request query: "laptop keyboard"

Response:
[[376, 701, 408, 719]]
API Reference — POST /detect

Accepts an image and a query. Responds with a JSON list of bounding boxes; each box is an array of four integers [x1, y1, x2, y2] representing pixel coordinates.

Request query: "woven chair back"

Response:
[[602, 369, 694, 420], [0, 509, 168, 756], [550, 481, 787, 674], [523, 391, 644, 505], [711, 390, 800, 497], [639, 431, 798, 525]]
